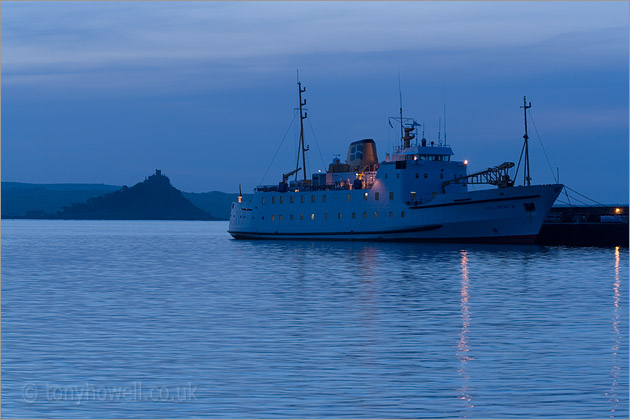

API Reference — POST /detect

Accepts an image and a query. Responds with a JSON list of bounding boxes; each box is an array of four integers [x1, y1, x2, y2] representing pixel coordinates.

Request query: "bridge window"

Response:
[[364, 192, 368, 201], [347, 193, 351, 202], [352, 212, 356, 219], [401, 211, 405, 218], [338, 213, 342, 219], [311, 213, 315, 220], [280, 196, 284, 204], [375, 192, 380, 201], [272, 196, 276, 204], [311, 195, 315, 203], [363, 212, 367, 219], [389, 211, 393, 218], [301, 195, 305, 203], [271, 215, 275, 221], [324, 213, 328, 219], [262, 197, 266, 205], [290, 214, 293, 220], [374, 211, 378, 219], [300, 214, 304, 220], [411, 192, 416, 200], [322, 194, 326, 203], [389, 192, 394, 200], [290, 195, 294, 203], [279, 214, 283, 221]]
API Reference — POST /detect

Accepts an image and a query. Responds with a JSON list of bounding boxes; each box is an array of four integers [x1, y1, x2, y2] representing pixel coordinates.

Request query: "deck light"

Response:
[[615, 208, 622, 214], [464, 160, 468, 165]]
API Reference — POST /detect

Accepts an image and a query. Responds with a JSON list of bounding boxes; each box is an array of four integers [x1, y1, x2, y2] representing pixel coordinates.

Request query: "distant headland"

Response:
[[2, 170, 250, 220]]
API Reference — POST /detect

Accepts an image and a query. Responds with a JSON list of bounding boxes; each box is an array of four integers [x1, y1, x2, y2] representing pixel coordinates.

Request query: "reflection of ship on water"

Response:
[[457, 251, 474, 415], [229, 80, 562, 243]]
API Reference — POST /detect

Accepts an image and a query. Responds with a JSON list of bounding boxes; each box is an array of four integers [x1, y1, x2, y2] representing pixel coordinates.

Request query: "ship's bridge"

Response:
[[392, 145, 454, 162]]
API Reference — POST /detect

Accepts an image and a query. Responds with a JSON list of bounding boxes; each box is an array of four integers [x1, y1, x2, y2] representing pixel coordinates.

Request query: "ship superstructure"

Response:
[[228, 81, 562, 243]]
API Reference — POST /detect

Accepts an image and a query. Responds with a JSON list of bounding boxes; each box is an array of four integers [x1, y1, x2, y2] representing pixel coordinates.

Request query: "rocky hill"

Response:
[[50, 170, 216, 220]]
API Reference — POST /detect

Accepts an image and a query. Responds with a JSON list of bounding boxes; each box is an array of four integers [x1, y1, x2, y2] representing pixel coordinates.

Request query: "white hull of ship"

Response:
[[229, 184, 563, 244]]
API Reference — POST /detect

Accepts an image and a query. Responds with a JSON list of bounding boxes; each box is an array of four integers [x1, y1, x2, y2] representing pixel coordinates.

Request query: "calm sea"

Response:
[[2, 220, 628, 418]]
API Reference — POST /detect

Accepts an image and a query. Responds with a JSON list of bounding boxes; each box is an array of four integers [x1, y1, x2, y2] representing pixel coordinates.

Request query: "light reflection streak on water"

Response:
[[608, 246, 621, 417], [457, 250, 473, 415]]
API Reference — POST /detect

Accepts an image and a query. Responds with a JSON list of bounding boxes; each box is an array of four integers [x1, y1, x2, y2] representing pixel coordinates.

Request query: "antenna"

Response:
[[443, 90, 447, 145], [438, 116, 442, 145], [520, 96, 532, 186]]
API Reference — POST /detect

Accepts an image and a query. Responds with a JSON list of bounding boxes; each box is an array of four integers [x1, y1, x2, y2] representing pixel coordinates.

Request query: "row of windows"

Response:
[[262, 191, 396, 205], [266, 211, 406, 221], [384, 172, 444, 179]]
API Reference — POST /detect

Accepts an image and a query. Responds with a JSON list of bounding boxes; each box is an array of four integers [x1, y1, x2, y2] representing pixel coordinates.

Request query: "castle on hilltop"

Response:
[[145, 169, 171, 186]]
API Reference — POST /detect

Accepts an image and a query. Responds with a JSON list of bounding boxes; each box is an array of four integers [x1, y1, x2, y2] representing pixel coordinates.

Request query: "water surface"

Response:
[[2, 220, 628, 418]]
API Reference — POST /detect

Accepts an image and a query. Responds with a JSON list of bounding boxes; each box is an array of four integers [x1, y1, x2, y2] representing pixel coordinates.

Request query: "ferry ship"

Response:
[[229, 81, 563, 243]]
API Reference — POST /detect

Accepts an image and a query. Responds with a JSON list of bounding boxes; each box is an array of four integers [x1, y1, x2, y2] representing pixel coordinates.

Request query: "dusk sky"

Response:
[[2, 1, 628, 203]]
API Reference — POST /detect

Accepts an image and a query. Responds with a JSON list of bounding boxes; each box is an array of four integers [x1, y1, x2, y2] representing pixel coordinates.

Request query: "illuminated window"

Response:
[[347, 193, 351, 202], [389, 192, 394, 200], [271, 215, 275, 221], [324, 213, 328, 219], [352, 212, 356, 219], [401, 211, 405, 218], [374, 211, 378, 219], [375, 192, 380, 201], [279, 214, 283, 221], [262, 197, 266, 205], [364, 192, 368, 201], [300, 214, 304, 220], [363, 212, 367, 219], [272, 196, 276, 204], [290, 195, 294, 203], [338, 213, 342, 219], [411, 192, 416, 200], [311, 195, 315, 203], [389, 211, 393, 218], [280, 196, 284, 204], [322, 194, 326, 203], [301, 195, 305, 203], [311, 213, 315, 220]]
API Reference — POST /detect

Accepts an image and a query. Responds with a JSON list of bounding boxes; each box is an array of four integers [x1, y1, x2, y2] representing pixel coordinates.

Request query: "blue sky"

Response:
[[2, 1, 628, 203]]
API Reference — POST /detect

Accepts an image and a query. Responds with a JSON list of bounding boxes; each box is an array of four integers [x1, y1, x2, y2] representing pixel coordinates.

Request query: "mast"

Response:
[[298, 79, 308, 181], [398, 67, 404, 149], [520, 96, 532, 186]]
